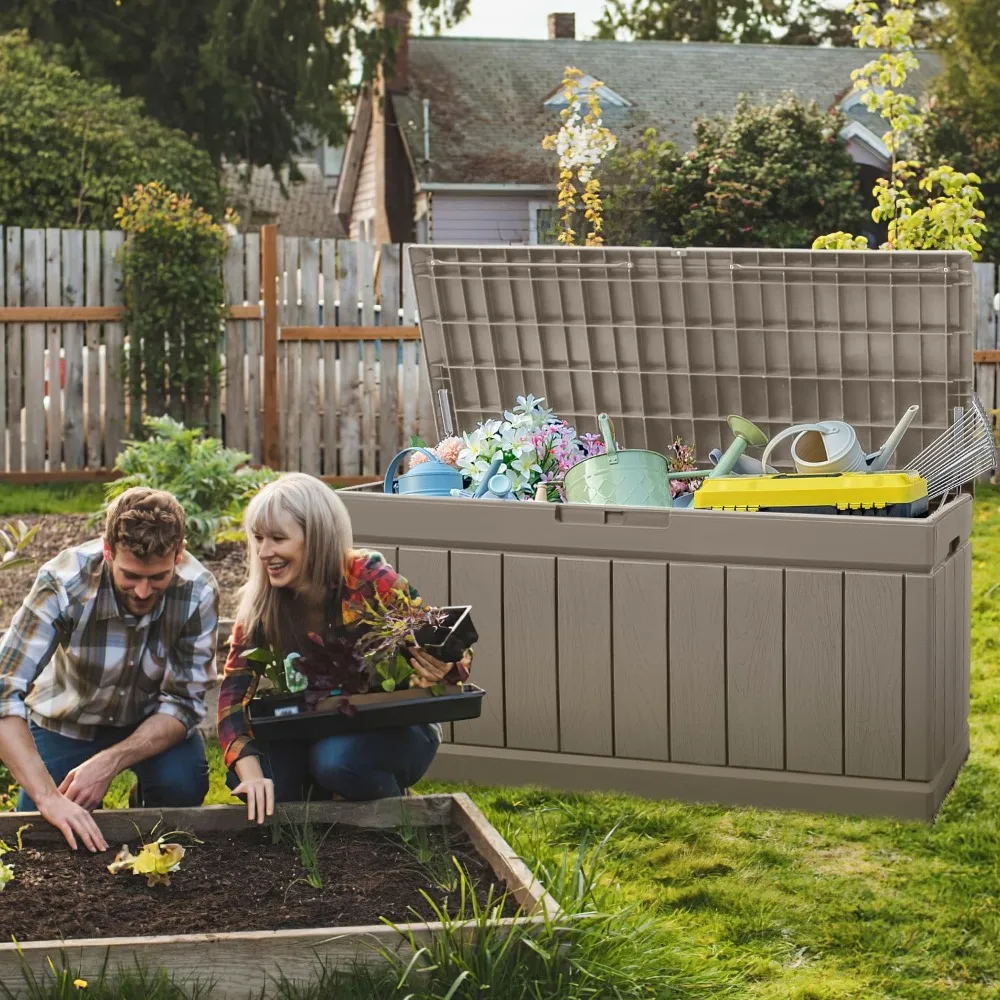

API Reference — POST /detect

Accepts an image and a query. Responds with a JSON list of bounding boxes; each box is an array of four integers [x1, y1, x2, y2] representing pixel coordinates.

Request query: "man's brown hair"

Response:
[[104, 488, 186, 559]]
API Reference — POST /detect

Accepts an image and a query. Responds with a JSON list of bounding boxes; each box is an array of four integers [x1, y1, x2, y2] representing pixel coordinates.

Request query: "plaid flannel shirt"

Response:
[[0, 538, 220, 740], [217, 550, 473, 770]]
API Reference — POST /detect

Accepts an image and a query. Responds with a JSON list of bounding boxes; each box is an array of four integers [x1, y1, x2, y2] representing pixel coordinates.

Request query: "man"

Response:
[[0, 487, 219, 853]]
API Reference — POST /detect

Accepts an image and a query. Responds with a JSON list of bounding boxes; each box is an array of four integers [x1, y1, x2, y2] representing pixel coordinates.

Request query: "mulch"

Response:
[[0, 824, 518, 941], [0, 514, 244, 630]]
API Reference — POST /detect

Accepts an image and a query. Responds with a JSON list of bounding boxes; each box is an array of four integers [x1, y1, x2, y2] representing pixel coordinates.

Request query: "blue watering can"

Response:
[[383, 447, 465, 497], [450, 456, 506, 499]]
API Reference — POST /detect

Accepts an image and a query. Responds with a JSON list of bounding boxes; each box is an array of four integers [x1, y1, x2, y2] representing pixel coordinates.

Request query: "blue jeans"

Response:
[[227, 725, 440, 803], [16, 719, 209, 812]]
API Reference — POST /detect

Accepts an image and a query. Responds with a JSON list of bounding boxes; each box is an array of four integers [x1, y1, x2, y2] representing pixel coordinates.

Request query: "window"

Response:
[[544, 74, 630, 109], [529, 201, 559, 245]]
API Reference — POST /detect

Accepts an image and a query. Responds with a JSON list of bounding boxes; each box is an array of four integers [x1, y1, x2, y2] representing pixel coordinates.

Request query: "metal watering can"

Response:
[[760, 405, 919, 477], [563, 413, 675, 508], [383, 447, 465, 497]]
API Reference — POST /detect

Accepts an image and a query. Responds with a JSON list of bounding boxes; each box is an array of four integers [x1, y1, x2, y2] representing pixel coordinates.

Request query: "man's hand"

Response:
[[409, 648, 453, 688], [36, 790, 109, 853], [58, 754, 118, 812]]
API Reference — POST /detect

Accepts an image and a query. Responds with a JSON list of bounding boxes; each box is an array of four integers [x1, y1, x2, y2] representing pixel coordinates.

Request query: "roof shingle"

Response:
[[396, 37, 941, 185]]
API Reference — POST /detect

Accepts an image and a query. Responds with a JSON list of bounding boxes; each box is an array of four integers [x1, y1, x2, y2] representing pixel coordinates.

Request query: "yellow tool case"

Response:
[[692, 472, 930, 517]]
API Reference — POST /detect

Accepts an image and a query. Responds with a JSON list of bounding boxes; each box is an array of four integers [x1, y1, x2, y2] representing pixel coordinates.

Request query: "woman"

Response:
[[217, 473, 472, 823]]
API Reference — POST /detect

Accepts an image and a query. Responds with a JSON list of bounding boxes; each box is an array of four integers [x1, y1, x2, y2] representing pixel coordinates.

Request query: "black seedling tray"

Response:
[[413, 606, 478, 663], [249, 684, 485, 741]]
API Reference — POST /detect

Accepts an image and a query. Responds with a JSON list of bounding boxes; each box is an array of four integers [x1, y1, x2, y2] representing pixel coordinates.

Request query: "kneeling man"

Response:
[[0, 487, 219, 852]]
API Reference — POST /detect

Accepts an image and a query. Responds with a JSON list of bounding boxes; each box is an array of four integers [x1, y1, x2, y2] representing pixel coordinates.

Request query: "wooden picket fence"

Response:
[[0, 223, 998, 482], [0, 225, 437, 479]]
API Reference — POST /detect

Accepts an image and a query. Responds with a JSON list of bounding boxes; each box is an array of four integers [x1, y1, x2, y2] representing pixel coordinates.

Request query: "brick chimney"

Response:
[[380, 5, 410, 92], [548, 12, 576, 39]]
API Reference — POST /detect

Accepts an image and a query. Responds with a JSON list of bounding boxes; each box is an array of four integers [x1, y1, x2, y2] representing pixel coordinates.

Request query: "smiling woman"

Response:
[[217, 473, 474, 824]]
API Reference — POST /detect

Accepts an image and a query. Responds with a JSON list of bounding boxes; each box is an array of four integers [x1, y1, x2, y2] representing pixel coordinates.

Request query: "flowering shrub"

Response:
[[542, 67, 618, 246], [813, 0, 986, 256]]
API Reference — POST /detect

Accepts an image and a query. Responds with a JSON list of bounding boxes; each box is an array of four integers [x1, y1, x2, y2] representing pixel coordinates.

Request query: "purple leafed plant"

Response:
[[352, 592, 450, 667], [290, 632, 370, 713]]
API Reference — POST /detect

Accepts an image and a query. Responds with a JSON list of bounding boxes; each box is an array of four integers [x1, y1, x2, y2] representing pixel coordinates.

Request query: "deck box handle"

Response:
[[553, 506, 670, 527]]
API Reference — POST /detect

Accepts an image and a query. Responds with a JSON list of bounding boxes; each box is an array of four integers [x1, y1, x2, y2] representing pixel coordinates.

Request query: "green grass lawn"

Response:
[[0, 482, 106, 516], [2, 485, 999, 998]]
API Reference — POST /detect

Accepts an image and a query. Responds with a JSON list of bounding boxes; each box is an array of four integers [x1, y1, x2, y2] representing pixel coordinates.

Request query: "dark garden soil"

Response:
[[0, 824, 518, 942], [0, 514, 243, 629]]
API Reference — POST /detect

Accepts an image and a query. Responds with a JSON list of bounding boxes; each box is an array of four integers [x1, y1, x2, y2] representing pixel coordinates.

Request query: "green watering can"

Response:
[[564, 414, 675, 507], [562, 413, 770, 509]]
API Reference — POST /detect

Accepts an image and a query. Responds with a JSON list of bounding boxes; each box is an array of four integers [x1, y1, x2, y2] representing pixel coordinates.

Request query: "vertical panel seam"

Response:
[[723, 565, 729, 768], [841, 570, 847, 776], [782, 568, 787, 772], [500, 552, 507, 750], [900, 573, 907, 781], [553, 555, 561, 755], [665, 560, 671, 763], [609, 558, 616, 758]]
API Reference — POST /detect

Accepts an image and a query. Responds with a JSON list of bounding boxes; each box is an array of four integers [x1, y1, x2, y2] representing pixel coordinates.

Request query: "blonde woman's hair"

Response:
[[234, 472, 355, 653]]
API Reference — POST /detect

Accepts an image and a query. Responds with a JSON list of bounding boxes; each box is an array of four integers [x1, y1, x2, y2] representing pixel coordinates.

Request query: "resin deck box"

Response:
[[341, 246, 976, 821]]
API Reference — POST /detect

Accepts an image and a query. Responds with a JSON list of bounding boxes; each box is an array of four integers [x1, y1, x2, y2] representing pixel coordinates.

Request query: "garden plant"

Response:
[[99, 415, 277, 557], [813, 0, 987, 255]]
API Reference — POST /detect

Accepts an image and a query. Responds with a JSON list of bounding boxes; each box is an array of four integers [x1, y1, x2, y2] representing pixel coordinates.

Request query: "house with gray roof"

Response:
[[224, 141, 346, 238], [334, 10, 941, 247]]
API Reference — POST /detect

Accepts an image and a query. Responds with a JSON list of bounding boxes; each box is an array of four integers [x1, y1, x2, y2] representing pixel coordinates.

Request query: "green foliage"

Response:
[[918, 101, 1000, 261], [116, 182, 234, 430], [917, 0, 1000, 261], [0, 520, 38, 575], [0, 1, 471, 178], [101, 416, 277, 557], [813, 0, 987, 256], [0, 30, 220, 230], [602, 95, 865, 248], [243, 646, 308, 696], [0, 764, 14, 812], [935, 0, 1000, 127], [594, 0, 943, 45]]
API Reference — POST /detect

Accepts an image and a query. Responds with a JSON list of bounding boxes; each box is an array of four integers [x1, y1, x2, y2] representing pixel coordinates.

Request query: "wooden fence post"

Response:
[[261, 224, 280, 470]]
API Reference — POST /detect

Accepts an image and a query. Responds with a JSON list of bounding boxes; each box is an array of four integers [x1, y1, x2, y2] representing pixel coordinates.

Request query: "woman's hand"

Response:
[[232, 756, 274, 824], [409, 648, 454, 688]]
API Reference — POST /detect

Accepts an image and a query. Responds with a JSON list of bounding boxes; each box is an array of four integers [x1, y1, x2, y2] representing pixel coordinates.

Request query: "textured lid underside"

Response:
[[409, 245, 973, 468]]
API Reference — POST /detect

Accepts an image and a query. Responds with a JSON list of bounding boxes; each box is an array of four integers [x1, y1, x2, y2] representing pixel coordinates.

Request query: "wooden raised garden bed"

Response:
[[0, 794, 557, 998]]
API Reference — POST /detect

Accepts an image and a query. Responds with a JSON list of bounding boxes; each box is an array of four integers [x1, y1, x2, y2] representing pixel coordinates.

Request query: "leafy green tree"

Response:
[[934, 0, 1000, 123], [601, 95, 866, 248], [918, 102, 1000, 261], [595, 0, 793, 42], [594, 0, 942, 44], [0, 0, 470, 176], [0, 31, 221, 229], [914, 0, 1000, 261], [813, 0, 986, 257]]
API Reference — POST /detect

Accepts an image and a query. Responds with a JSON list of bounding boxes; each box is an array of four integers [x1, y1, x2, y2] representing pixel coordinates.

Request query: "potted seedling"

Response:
[[246, 594, 483, 739]]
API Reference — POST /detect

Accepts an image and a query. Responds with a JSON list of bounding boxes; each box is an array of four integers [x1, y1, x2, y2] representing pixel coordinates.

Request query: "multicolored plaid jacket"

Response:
[[217, 550, 473, 769], [0, 538, 220, 739]]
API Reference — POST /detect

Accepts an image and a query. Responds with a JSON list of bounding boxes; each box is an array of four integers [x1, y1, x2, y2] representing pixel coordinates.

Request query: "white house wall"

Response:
[[429, 193, 535, 244], [349, 123, 377, 241]]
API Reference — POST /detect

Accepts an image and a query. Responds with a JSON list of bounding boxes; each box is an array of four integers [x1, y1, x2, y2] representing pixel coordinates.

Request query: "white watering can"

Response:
[[760, 405, 920, 476]]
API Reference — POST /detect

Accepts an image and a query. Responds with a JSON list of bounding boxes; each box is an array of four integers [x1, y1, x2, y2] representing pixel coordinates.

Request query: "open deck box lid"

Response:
[[408, 245, 974, 469]]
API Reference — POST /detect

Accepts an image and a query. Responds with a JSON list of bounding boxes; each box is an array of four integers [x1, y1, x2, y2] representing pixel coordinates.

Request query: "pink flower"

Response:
[[408, 450, 431, 470], [434, 436, 464, 468]]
